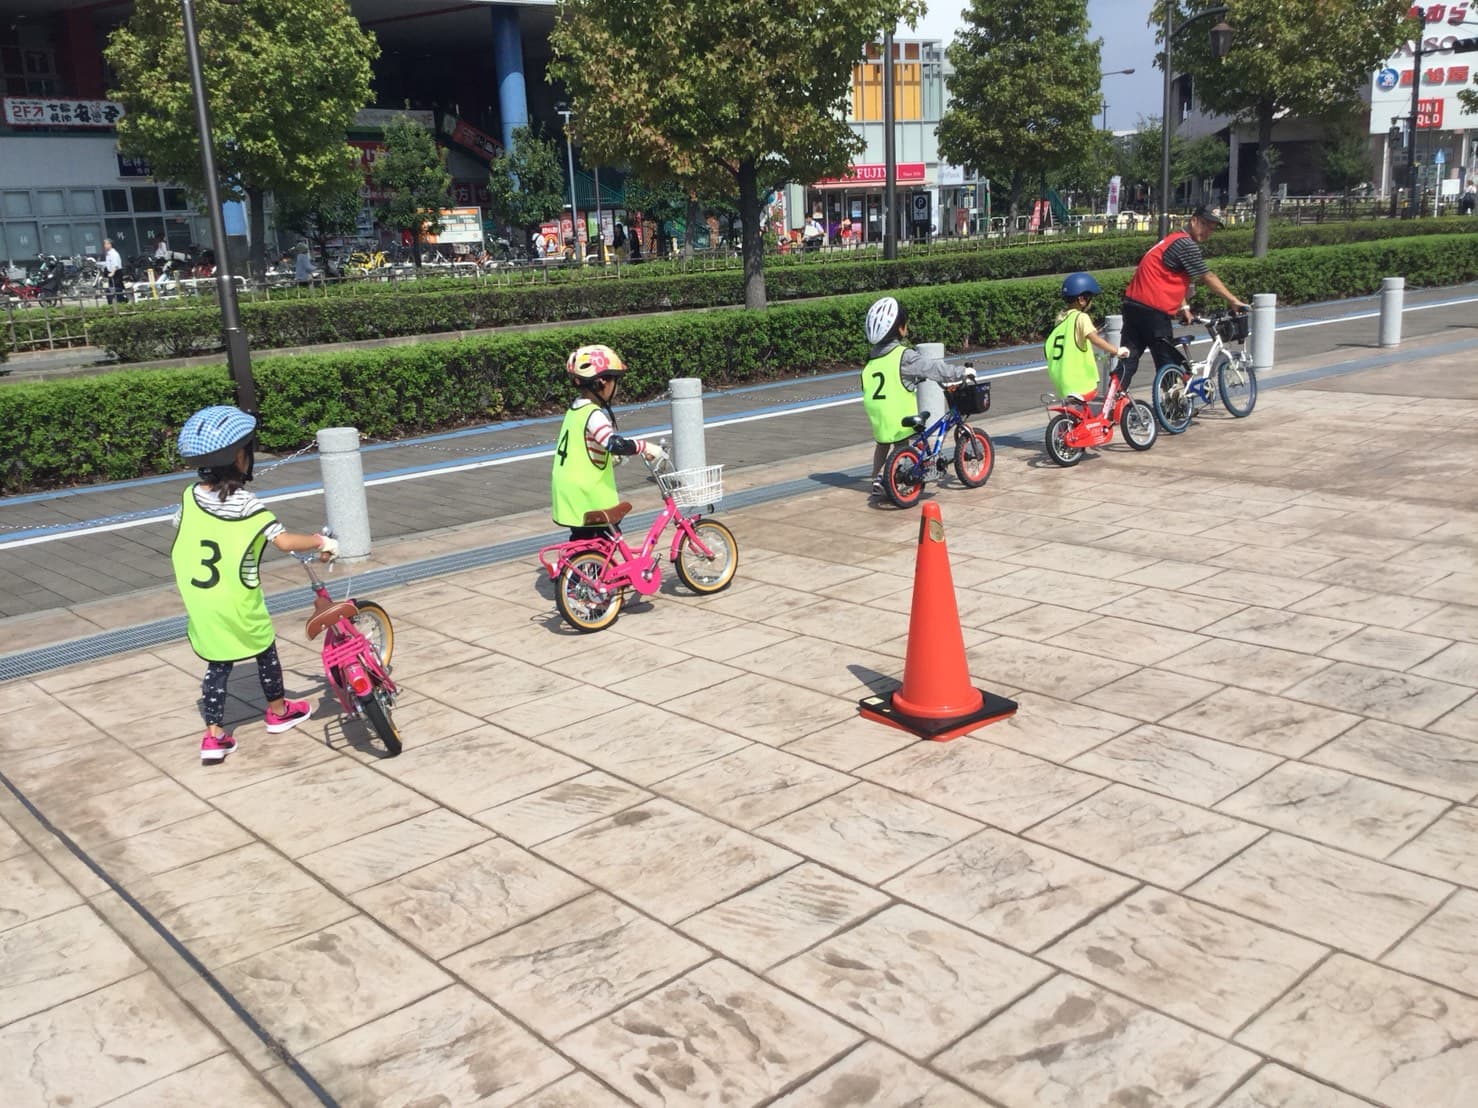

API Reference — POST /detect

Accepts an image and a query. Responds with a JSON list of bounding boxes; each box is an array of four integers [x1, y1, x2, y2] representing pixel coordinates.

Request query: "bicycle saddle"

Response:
[[902, 413, 928, 429], [306, 599, 359, 640], [1175, 335, 1195, 345], [583, 502, 633, 527]]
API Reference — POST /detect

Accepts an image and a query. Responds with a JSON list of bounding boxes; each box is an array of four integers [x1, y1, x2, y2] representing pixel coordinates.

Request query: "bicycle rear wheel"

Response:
[[675, 519, 739, 594], [1152, 364, 1195, 434], [350, 600, 394, 666], [556, 551, 623, 632], [359, 688, 402, 756], [883, 444, 925, 508], [1216, 352, 1258, 417], [1045, 414, 1084, 467]]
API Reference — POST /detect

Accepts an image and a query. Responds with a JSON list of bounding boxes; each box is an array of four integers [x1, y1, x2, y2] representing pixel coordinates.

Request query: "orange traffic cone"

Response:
[[859, 501, 1017, 741]]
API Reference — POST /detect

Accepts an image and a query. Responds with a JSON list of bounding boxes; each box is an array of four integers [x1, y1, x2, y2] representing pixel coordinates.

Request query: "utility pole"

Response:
[[883, 29, 897, 261], [1407, 9, 1428, 218]]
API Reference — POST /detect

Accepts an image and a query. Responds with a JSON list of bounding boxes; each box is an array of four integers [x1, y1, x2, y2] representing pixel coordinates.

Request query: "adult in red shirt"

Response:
[[1116, 205, 1247, 391]]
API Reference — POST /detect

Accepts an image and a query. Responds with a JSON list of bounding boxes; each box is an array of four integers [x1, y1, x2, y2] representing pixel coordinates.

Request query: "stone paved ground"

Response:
[[2, 337, 1477, 1106]]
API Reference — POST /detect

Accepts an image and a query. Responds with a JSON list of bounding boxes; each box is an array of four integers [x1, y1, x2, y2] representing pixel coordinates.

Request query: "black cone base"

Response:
[[858, 689, 1018, 742]]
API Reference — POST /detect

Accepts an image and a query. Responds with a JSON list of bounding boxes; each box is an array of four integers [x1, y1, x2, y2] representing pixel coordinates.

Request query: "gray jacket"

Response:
[[867, 340, 968, 389]]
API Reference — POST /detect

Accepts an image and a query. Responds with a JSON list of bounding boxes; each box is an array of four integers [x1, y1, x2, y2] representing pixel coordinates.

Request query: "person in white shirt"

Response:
[[103, 238, 124, 303]]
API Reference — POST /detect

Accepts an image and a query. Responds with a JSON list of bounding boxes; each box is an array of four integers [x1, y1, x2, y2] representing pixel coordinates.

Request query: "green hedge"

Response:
[[86, 218, 1471, 362], [4, 233, 1475, 492]]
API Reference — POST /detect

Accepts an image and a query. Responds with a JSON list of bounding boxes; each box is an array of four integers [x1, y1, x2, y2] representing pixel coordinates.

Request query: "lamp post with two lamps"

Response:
[[555, 103, 582, 263], [1100, 68, 1135, 132], [179, 0, 254, 411], [1159, 5, 1234, 237]]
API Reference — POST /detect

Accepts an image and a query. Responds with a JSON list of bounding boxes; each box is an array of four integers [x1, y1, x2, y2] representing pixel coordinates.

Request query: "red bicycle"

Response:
[[1043, 358, 1158, 466], [293, 541, 401, 755]]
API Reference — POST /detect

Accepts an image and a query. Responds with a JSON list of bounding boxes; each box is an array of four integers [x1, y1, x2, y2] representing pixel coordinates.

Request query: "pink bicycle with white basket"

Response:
[[538, 455, 739, 632]]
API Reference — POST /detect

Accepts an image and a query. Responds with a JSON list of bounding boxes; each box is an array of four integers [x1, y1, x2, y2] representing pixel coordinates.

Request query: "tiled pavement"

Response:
[[2, 339, 1478, 1106]]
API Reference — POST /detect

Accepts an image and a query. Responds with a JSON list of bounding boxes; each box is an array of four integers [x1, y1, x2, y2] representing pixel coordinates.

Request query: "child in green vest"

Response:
[[172, 406, 338, 764], [551, 344, 666, 539], [861, 296, 973, 497], [1045, 272, 1129, 404]]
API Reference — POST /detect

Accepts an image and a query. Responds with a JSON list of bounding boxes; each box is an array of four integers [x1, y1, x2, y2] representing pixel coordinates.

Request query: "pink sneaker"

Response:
[[200, 732, 237, 763], [264, 698, 311, 734]]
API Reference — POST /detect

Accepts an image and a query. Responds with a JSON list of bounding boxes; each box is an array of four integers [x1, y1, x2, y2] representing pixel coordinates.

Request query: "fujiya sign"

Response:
[[816, 162, 927, 187], [1368, 3, 1478, 133]]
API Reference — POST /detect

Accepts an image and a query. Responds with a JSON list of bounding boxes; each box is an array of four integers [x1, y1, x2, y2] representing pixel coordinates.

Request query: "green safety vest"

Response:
[[551, 403, 617, 527], [1045, 309, 1100, 398], [170, 486, 276, 662], [861, 345, 916, 444]]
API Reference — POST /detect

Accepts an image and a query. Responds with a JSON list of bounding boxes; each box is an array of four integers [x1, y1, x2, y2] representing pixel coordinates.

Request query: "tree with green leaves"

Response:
[[274, 176, 362, 277], [486, 125, 567, 248], [105, 0, 377, 278], [370, 115, 452, 272], [549, 0, 922, 309], [1162, 0, 1409, 256], [939, 0, 1102, 228], [1320, 117, 1373, 202], [1181, 133, 1229, 202]]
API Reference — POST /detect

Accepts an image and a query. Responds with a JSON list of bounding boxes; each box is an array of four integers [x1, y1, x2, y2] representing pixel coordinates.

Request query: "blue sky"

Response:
[[912, 0, 1164, 129]]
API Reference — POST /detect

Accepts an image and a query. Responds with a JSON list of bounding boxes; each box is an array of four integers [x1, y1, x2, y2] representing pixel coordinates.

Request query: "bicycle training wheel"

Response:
[[883, 445, 925, 508], [359, 688, 402, 756], [1044, 414, 1084, 467], [1152, 364, 1195, 434], [675, 519, 739, 594], [1216, 352, 1258, 418], [1120, 399, 1158, 451], [350, 600, 394, 666], [953, 427, 995, 488], [556, 551, 623, 632]]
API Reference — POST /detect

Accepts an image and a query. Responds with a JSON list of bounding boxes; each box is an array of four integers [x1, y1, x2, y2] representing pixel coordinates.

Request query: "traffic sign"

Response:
[[1435, 148, 1446, 166]]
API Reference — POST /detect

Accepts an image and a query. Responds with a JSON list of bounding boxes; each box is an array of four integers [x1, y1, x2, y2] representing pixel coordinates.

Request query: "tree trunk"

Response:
[[683, 197, 699, 260], [1005, 168, 1025, 238], [1252, 105, 1274, 259], [247, 187, 267, 281], [411, 226, 422, 272], [737, 159, 767, 311]]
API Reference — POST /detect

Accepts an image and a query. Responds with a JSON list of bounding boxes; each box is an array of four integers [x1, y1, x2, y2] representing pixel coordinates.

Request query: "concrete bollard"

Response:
[[1101, 313, 1123, 393], [1379, 276, 1404, 347], [1250, 293, 1276, 373], [316, 427, 371, 562], [914, 342, 947, 429], [668, 377, 706, 474]]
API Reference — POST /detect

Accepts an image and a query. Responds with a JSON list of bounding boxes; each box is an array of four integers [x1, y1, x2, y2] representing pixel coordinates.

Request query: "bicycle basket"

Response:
[[656, 464, 724, 508], [1214, 312, 1250, 344], [949, 380, 992, 416]]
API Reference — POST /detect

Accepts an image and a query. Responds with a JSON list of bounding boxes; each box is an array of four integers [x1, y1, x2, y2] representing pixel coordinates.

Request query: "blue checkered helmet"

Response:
[[177, 405, 257, 468]]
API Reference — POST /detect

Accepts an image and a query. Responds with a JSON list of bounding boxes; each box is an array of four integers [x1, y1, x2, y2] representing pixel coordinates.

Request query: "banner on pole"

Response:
[[1106, 176, 1122, 217]]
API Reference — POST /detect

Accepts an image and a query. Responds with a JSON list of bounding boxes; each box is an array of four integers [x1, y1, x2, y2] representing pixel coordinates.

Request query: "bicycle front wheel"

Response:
[[1216, 352, 1258, 417], [350, 600, 394, 666], [1152, 364, 1195, 434], [884, 444, 925, 508], [556, 551, 623, 632], [1121, 399, 1158, 451], [360, 688, 402, 756], [953, 427, 995, 487], [675, 519, 739, 594]]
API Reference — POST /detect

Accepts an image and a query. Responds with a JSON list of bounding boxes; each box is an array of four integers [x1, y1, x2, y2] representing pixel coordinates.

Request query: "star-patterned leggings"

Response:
[[201, 643, 284, 727]]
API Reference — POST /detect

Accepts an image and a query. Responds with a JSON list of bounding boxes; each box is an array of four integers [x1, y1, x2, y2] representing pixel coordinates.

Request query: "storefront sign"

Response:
[[816, 162, 927, 187], [1368, 6, 1478, 133], [116, 148, 153, 178], [442, 115, 502, 163], [451, 181, 492, 206], [423, 207, 484, 244], [4, 97, 123, 128], [1418, 97, 1445, 128]]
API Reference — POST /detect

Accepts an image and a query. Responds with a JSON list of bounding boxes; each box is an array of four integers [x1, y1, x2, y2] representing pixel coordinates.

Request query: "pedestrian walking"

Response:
[[103, 238, 124, 304]]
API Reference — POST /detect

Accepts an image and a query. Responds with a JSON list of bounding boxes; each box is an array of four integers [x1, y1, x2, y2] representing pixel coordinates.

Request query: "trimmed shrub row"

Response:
[[87, 218, 1470, 362], [4, 233, 1475, 493]]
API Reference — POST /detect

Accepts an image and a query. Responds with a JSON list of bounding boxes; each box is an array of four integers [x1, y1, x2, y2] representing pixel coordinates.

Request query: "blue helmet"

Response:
[[1061, 272, 1101, 299], [178, 405, 257, 469]]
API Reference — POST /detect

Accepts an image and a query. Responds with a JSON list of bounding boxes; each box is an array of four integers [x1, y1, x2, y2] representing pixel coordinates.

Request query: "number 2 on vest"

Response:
[[870, 371, 887, 400]]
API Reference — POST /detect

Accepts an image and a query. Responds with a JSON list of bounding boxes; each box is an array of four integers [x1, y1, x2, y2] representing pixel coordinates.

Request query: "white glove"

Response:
[[1116, 346, 1130, 359], [642, 442, 667, 464], [317, 534, 339, 558], [963, 364, 976, 382]]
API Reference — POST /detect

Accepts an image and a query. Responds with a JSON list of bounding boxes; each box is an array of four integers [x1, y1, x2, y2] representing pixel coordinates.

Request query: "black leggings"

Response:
[[1117, 299, 1186, 391], [201, 643, 284, 727]]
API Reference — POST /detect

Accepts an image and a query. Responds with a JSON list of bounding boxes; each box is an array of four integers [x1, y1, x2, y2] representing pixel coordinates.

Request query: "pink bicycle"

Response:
[[538, 457, 739, 632], [293, 541, 401, 755]]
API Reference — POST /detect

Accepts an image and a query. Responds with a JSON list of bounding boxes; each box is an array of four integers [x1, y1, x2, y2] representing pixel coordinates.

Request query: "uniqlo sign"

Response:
[[1417, 98, 1444, 127]]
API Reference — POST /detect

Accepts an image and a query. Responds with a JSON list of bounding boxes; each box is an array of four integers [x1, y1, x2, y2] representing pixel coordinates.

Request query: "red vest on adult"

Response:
[[1124, 231, 1193, 314]]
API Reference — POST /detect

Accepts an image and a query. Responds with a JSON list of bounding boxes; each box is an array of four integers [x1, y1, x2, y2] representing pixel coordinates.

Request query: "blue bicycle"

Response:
[[881, 376, 995, 508]]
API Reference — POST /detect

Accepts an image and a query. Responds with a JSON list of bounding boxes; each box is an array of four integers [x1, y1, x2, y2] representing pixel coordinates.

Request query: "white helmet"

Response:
[[865, 296, 903, 345]]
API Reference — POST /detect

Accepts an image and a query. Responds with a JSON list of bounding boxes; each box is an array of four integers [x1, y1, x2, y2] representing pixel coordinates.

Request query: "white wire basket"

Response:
[[657, 464, 724, 508]]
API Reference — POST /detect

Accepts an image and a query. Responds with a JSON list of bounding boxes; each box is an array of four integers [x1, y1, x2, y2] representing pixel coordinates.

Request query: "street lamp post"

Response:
[[1159, 5, 1234, 238], [1101, 68, 1135, 132], [883, 29, 897, 260], [1406, 8, 1428, 219], [180, 0, 255, 413], [555, 104, 580, 263]]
